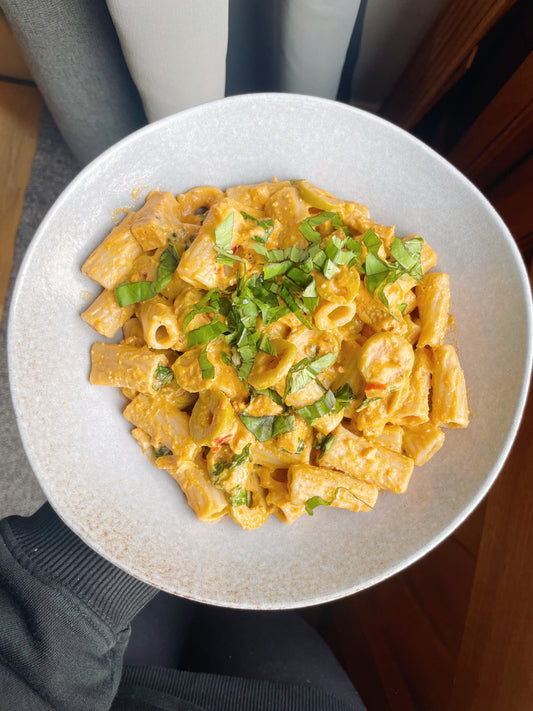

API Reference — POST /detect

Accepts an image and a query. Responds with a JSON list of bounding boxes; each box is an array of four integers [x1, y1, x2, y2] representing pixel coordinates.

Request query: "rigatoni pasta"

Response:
[[82, 179, 469, 528]]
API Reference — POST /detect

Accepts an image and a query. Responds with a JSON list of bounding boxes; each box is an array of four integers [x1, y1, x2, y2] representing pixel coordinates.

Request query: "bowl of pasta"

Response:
[[8, 93, 532, 609]]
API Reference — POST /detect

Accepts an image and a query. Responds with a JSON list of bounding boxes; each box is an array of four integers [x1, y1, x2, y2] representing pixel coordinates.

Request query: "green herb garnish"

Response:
[[182, 289, 218, 331], [186, 319, 229, 348], [281, 438, 305, 456], [332, 383, 357, 411], [153, 445, 173, 459], [258, 334, 276, 355], [286, 353, 337, 396], [153, 364, 174, 391], [230, 486, 252, 508], [238, 412, 295, 442], [294, 389, 336, 424], [240, 211, 274, 241], [314, 432, 336, 459], [211, 444, 252, 485], [214, 212, 245, 266], [362, 229, 423, 309], [198, 345, 215, 380], [115, 244, 179, 306], [297, 212, 363, 279], [355, 395, 382, 411], [249, 386, 285, 407], [298, 211, 338, 243], [305, 486, 373, 515], [294, 383, 356, 424]]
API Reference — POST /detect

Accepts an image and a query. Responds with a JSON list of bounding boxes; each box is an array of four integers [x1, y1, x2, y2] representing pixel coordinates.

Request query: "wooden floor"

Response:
[[1, 14, 532, 711], [0, 13, 41, 322]]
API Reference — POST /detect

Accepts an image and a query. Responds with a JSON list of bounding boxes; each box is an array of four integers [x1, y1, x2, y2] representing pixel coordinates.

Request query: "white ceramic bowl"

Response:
[[8, 94, 533, 609]]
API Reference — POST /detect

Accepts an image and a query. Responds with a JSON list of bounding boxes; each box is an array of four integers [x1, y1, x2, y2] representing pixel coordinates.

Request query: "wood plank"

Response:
[[327, 592, 419, 711], [448, 381, 533, 710], [486, 152, 533, 249], [0, 13, 33, 81], [522, 234, 533, 269], [406, 537, 478, 659], [450, 497, 487, 557], [380, 0, 517, 128], [449, 51, 533, 189], [0, 81, 42, 323], [327, 530, 479, 710], [375, 574, 456, 710]]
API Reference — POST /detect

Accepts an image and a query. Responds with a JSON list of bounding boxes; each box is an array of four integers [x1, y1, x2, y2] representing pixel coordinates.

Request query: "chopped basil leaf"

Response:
[[305, 490, 339, 515], [230, 486, 252, 507], [240, 211, 274, 240], [238, 412, 295, 442], [286, 264, 312, 287], [355, 395, 382, 411], [263, 261, 290, 280], [362, 230, 423, 310], [232, 443, 252, 468], [314, 432, 335, 459], [231, 294, 259, 331], [258, 334, 276, 355], [295, 389, 336, 424], [198, 345, 215, 379], [305, 486, 374, 515], [272, 282, 313, 328], [286, 353, 337, 396], [297, 212, 364, 281], [115, 244, 179, 306], [186, 319, 228, 348], [390, 236, 424, 281], [214, 212, 246, 266], [364, 249, 391, 308], [182, 289, 217, 331], [114, 280, 158, 306], [333, 383, 357, 412], [211, 444, 252, 486], [221, 350, 238, 372], [323, 233, 363, 273], [240, 274, 288, 325], [362, 228, 382, 256], [214, 212, 233, 250], [252, 243, 309, 266], [301, 278, 319, 312], [153, 445, 172, 459], [233, 328, 259, 379], [298, 211, 339, 243], [281, 438, 306, 456], [250, 386, 285, 406], [322, 258, 339, 279], [153, 364, 174, 391], [294, 383, 354, 424]]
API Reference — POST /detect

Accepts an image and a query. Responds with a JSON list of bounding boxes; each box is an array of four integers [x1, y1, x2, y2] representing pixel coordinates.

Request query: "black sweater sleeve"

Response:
[[0, 503, 158, 711]]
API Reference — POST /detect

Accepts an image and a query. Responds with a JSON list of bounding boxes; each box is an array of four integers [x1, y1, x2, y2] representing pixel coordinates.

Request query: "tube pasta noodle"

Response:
[[137, 296, 180, 350], [81, 288, 134, 339], [82, 179, 469, 528]]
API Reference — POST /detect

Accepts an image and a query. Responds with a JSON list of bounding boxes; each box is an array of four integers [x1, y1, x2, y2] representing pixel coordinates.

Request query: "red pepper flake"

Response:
[[212, 434, 231, 454], [365, 382, 387, 392]]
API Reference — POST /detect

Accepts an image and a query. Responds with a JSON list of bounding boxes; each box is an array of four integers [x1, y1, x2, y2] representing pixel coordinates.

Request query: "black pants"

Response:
[[124, 592, 365, 709]]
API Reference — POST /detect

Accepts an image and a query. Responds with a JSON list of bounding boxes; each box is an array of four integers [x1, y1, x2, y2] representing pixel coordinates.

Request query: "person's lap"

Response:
[[124, 591, 364, 708]]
